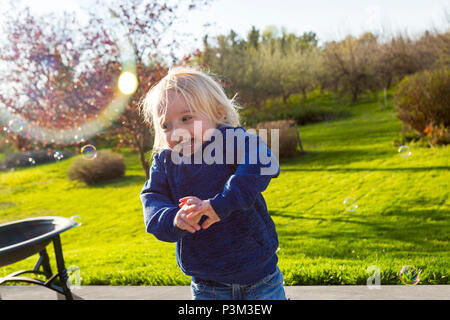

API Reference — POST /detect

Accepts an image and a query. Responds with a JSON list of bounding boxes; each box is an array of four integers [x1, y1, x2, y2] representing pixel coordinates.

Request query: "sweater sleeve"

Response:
[[140, 152, 187, 242], [208, 127, 280, 221]]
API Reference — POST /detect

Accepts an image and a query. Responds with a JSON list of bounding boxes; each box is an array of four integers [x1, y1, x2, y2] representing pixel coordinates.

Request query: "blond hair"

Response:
[[140, 66, 242, 155]]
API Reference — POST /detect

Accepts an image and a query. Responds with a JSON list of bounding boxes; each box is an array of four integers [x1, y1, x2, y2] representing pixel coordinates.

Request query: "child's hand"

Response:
[[179, 196, 221, 230], [178, 196, 202, 209], [174, 199, 203, 233]]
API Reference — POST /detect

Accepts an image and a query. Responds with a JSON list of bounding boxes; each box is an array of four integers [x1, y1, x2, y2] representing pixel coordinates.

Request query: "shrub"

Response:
[[0, 149, 73, 171], [394, 67, 450, 145], [253, 120, 303, 159], [290, 106, 350, 126], [67, 150, 125, 185], [241, 104, 350, 128]]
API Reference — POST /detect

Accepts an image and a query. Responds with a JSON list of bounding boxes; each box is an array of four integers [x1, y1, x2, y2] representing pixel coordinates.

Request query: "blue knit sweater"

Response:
[[140, 125, 281, 285]]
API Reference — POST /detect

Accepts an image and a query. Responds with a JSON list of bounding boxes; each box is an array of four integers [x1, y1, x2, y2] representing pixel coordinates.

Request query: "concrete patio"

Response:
[[0, 285, 448, 300]]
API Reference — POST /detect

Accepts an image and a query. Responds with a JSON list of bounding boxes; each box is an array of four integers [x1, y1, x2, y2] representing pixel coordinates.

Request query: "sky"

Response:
[[185, 0, 449, 43], [6, 0, 450, 58]]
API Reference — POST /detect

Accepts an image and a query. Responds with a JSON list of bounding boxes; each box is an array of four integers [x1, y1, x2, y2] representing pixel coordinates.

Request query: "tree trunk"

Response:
[[386, 76, 392, 90], [136, 129, 152, 180], [13, 135, 31, 151], [138, 146, 150, 180], [282, 93, 291, 105], [351, 86, 359, 103], [302, 88, 307, 102]]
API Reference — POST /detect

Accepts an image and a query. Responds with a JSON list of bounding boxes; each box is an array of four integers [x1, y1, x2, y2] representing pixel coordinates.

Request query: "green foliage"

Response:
[[0, 150, 73, 171], [241, 91, 351, 128], [199, 26, 321, 110], [394, 67, 450, 145], [195, 27, 448, 112], [67, 150, 126, 185]]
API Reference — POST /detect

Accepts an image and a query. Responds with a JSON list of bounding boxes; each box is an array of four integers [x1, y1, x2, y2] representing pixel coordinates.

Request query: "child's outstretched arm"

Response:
[[140, 152, 193, 242], [207, 128, 281, 222]]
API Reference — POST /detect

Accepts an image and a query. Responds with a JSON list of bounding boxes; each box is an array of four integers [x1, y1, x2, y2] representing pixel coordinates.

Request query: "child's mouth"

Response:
[[179, 138, 196, 154]]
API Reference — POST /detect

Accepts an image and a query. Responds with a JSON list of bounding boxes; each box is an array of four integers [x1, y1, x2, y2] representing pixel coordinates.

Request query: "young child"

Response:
[[139, 67, 286, 300]]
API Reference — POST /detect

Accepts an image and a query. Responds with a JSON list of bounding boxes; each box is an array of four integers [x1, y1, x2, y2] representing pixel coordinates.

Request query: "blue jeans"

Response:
[[190, 266, 287, 300]]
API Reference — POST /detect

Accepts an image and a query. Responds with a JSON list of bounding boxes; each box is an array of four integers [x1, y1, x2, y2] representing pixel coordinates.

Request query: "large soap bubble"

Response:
[[343, 197, 358, 212], [399, 266, 421, 285], [398, 145, 411, 158]]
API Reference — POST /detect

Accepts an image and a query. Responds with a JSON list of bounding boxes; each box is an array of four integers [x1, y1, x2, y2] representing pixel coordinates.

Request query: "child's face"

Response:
[[160, 91, 218, 155]]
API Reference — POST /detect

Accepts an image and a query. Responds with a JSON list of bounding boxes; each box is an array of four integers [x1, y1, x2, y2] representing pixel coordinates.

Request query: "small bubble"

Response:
[[343, 197, 358, 212], [28, 157, 36, 165], [53, 152, 64, 160], [8, 118, 25, 133], [70, 215, 82, 227], [398, 145, 411, 158], [399, 266, 421, 285], [81, 144, 97, 160]]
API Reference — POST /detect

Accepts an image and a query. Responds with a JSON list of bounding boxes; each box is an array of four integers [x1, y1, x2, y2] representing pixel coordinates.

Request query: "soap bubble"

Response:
[[70, 215, 82, 227], [81, 144, 97, 160], [399, 266, 421, 285], [28, 157, 36, 165], [343, 197, 358, 212], [398, 145, 411, 158], [53, 151, 64, 160], [8, 118, 25, 133]]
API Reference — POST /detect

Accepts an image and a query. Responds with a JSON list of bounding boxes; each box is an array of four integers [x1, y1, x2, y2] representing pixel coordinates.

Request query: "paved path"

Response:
[[0, 285, 448, 300]]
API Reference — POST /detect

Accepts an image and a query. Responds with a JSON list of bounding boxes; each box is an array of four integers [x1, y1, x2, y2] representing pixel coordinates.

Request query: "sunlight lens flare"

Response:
[[118, 71, 138, 95]]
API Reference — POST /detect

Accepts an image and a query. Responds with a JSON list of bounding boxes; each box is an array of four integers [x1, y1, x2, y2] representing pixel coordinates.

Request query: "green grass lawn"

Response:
[[0, 92, 449, 285]]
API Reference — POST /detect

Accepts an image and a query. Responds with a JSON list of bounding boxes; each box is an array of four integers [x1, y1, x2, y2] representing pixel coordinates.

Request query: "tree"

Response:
[[248, 26, 260, 49], [0, 6, 119, 151], [374, 34, 421, 90], [0, 0, 210, 179], [87, 0, 209, 180], [196, 26, 321, 109], [278, 42, 321, 102], [323, 33, 379, 103]]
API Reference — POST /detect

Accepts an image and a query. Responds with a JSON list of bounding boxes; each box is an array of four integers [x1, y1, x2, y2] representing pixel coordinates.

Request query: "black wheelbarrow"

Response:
[[0, 216, 80, 300]]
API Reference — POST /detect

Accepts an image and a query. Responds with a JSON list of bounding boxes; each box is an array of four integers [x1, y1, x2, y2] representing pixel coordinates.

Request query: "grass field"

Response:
[[1, 91, 449, 285]]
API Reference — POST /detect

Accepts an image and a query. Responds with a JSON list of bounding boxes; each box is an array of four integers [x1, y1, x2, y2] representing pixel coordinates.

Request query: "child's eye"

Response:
[[182, 116, 192, 122]]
